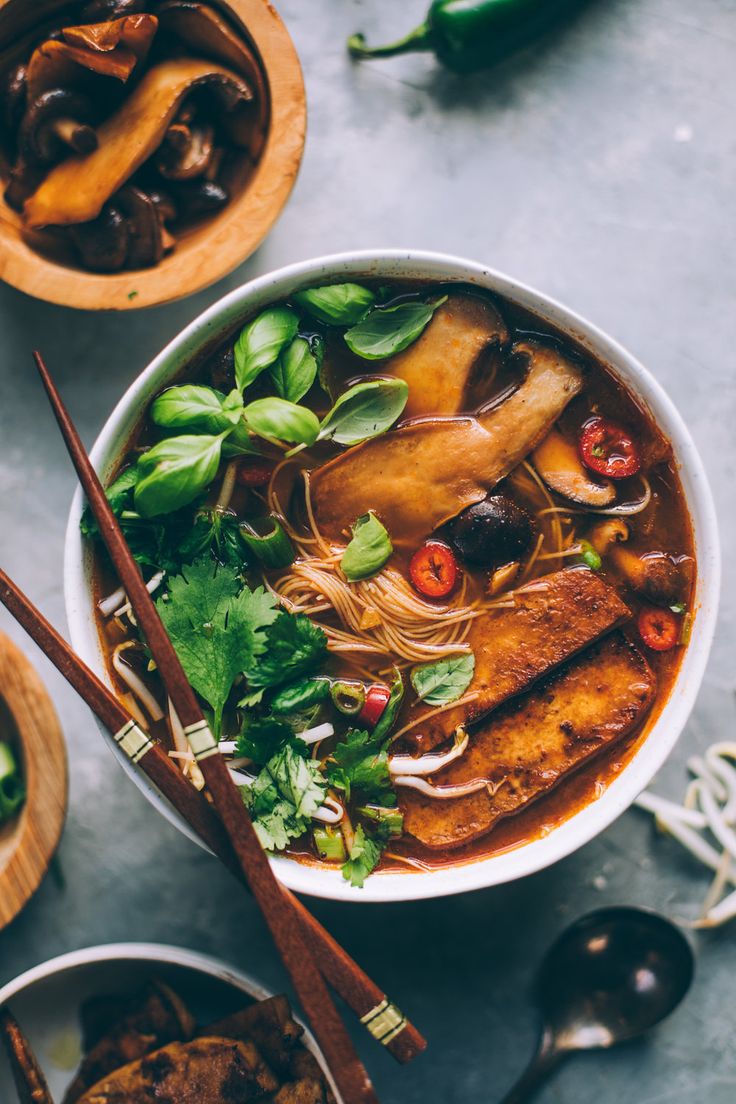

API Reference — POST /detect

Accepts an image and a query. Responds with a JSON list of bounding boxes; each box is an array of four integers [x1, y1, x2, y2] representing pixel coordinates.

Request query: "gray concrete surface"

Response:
[[1, 1, 734, 1100]]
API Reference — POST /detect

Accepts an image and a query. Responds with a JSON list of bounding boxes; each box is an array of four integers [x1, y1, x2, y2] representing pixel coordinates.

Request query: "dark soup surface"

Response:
[[88, 280, 695, 886]]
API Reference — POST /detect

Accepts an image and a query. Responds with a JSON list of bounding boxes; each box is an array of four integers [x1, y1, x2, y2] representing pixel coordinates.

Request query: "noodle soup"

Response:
[[85, 280, 696, 887]]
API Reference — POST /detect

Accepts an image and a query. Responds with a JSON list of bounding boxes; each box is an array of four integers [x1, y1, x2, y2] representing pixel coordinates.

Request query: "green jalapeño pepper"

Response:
[[348, 0, 586, 74]]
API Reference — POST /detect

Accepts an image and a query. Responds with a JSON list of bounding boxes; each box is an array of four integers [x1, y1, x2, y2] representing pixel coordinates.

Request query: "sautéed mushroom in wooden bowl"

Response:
[[63, 251, 720, 902], [0, 0, 305, 310]]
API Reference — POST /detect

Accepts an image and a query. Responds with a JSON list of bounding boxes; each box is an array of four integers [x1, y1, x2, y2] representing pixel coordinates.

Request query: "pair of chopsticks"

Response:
[[0, 353, 427, 1104]]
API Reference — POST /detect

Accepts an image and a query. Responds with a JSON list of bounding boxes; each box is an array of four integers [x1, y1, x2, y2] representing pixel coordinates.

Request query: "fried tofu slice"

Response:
[[403, 568, 630, 751], [288, 1048, 336, 1104], [77, 1036, 279, 1103], [272, 1079, 330, 1104], [389, 291, 508, 418], [0, 1007, 54, 1104], [209, 996, 303, 1075], [311, 341, 583, 548], [63, 980, 195, 1103], [402, 633, 655, 850]]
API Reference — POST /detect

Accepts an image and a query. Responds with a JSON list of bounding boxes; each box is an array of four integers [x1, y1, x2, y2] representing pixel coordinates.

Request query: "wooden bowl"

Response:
[[0, 633, 67, 930], [0, 0, 306, 310]]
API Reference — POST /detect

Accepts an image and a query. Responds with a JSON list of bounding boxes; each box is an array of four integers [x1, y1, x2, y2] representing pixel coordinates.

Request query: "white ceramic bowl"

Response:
[[0, 943, 340, 1100], [64, 250, 721, 904]]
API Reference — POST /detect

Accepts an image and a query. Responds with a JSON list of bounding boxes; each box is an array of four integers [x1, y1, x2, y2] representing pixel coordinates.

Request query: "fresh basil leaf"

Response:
[[151, 385, 243, 434], [294, 283, 375, 326], [372, 667, 404, 743], [318, 379, 408, 446], [243, 397, 319, 446], [270, 337, 320, 403], [269, 676, 331, 714], [235, 307, 299, 392], [411, 652, 476, 706], [340, 512, 392, 581], [344, 296, 447, 360], [134, 433, 226, 518], [221, 420, 260, 457]]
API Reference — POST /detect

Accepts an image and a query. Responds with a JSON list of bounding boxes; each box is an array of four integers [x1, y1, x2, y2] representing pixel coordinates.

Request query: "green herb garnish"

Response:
[[340, 512, 393, 581], [344, 296, 446, 360], [234, 307, 300, 392], [411, 652, 475, 706]]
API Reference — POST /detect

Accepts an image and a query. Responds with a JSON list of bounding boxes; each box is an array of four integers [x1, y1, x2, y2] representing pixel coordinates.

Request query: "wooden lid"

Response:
[[0, 633, 67, 930]]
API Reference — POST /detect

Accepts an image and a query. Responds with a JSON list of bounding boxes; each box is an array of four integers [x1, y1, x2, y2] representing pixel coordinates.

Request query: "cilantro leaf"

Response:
[[236, 716, 294, 766], [327, 729, 393, 804], [245, 611, 327, 691], [243, 745, 327, 851], [341, 825, 386, 888], [157, 560, 279, 735]]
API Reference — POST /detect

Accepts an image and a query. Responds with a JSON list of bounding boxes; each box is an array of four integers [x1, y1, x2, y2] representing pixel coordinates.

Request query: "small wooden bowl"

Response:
[[0, 0, 306, 310], [0, 633, 67, 930]]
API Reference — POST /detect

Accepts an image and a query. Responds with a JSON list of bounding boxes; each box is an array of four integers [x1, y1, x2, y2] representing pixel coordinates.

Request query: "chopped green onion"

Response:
[[357, 805, 404, 837], [579, 540, 602, 571], [670, 601, 687, 614], [239, 516, 295, 568], [330, 680, 366, 716], [313, 825, 347, 862], [679, 611, 694, 647], [0, 741, 25, 824]]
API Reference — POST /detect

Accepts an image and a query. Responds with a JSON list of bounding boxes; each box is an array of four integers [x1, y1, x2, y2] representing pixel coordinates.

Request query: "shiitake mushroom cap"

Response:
[[451, 493, 536, 568]]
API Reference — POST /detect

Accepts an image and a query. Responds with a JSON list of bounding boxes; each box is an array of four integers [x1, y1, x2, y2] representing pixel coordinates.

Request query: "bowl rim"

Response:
[[0, 941, 340, 1100], [0, 0, 306, 311], [63, 248, 721, 903]]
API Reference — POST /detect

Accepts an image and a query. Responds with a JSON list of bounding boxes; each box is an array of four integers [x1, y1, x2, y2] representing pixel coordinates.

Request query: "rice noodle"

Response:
[[264, 467, 506, 662]]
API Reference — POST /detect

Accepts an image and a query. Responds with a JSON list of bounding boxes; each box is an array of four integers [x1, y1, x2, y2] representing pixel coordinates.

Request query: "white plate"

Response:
[[0, 943, 340, 1101], [64, 249, 721, 903]]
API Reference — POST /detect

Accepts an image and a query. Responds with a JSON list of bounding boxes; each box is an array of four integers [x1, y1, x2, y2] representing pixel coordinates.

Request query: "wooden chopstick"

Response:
[[0, 567, 425, 1064], [33, 353, 380, 1104], [0, 1007, 54, 1104]]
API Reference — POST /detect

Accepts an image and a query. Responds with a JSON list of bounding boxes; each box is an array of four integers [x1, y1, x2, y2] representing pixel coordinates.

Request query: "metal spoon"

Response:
[[499, 906, 695, 1103]]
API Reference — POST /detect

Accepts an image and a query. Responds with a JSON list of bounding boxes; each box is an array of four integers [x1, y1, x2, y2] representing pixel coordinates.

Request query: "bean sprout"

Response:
[[393, 775, 505, 799], [389, 730, 469, 777], [635, 739, 736, 926], [112, 643, 164, 721]]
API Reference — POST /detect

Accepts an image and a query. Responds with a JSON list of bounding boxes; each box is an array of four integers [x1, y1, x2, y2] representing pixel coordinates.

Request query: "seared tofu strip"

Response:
[[0, 1007, 54, 1104], [402, 633, 655, 850], [78, 1036, 279, 1103], [390, 291, 508, 418], [311, 341, 583, 548], [273, 1079, 331, 1103], [209, 995, 304, 1076], [63, 980, 195, 1103], [404, 567, 630, 751]]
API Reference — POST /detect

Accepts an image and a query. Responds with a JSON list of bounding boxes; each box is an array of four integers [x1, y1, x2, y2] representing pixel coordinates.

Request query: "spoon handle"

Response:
[[497, 1031, 564, 1104]]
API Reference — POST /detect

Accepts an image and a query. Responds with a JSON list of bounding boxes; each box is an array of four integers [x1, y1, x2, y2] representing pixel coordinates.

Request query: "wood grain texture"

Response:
[[0, 633, 67, 930], [0, 0, 306, 310]]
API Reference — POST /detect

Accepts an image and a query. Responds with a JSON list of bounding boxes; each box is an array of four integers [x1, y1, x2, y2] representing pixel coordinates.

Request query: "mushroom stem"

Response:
[[51, 117, 98, 154]]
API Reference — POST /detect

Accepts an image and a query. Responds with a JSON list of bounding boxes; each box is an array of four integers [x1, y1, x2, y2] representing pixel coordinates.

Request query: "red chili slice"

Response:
[[358, 684, 391, 728], [409, 540, 458, 599], [638, 606, 679, 652], [235, 458, 274, 487], [579, 416, 641, 479]]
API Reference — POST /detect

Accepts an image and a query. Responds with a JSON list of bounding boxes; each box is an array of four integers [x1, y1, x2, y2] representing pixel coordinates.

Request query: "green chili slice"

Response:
[[239, 516, 295, 569]]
